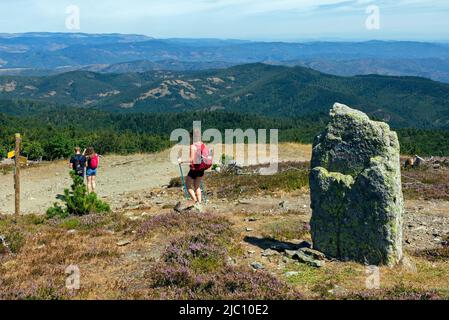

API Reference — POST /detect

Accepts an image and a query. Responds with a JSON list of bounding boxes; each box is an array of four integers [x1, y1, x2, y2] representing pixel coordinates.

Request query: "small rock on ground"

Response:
[[250, 262, 264, 270], [117, 239, 132, 247], [285, 249, 325, 268], [262, 249, 279, 257]]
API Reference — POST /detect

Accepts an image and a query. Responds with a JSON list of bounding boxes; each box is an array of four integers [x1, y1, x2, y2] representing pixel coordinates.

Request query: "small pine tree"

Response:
[[47, 171, 111, 218]]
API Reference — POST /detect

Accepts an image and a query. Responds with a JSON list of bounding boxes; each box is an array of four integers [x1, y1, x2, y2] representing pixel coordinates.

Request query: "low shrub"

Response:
[[168, 177, 182, 188], [0, 280, 68, 300], [208, 169, 309, 199], [59, 217, 81, 230], [138, 211, 232, 239], [341, 283, 442, 300], [148, 264, 301, 300], [23, 214, 47, 225], [141, 211, 301, 300], [47, 171, 110, 218], [2, 229, 25, 254], [169, 162, 310, 199]]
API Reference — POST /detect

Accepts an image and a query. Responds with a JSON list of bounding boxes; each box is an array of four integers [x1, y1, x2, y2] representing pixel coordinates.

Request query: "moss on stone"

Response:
[[310, 103, 404, 266]]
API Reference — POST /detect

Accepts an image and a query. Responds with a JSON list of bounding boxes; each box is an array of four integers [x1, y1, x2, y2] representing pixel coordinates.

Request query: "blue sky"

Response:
[[0, 0, 448, 41]]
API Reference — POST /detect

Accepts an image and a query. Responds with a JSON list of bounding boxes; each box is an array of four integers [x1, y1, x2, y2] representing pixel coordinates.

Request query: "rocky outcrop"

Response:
[[310, 103, 403, 266]]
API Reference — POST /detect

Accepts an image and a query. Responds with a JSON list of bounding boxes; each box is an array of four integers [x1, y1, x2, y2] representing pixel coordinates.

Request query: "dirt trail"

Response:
[[0, 150, 178, 215], [0, 143, 311, 215]]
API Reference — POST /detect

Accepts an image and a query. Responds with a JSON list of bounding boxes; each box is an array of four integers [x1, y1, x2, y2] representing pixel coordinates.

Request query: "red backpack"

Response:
[[89, 154, 99, 169], [190, 143, 213, 171]]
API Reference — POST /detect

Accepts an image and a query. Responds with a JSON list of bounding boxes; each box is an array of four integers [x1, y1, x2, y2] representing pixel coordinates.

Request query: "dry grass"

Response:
[[2, 159, 449, 300], [0, 213, 143, 299], [280, 254, 449, 300], [172, 160, 449, 202], [136, 211, 301, 299], [0, 210, 301, 300], [168, 161, 310, 200], [177, 143, 312, 166], [0, 225, 120, 299], [260, 217, 310, 242], [2, 208, 449, 300]]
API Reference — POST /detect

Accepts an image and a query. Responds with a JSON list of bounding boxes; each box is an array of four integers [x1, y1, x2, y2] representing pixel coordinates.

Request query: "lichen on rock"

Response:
[[310, 103, 403, 266]]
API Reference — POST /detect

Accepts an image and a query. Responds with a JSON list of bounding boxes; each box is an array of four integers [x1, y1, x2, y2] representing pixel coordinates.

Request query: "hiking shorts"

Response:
[[86, 168, 97, 177], [188, 170, 205, 179]]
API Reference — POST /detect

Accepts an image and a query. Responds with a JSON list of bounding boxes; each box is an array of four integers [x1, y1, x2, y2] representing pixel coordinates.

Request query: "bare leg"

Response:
[[186, 176, 198, 203], [194, 177, 203, 204], [91, 176, 96, 193], [87, 176, 93, 193]]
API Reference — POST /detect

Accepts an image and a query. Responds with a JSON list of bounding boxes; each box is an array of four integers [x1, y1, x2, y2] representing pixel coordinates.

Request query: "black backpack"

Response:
[[73, 155, 85, 176]]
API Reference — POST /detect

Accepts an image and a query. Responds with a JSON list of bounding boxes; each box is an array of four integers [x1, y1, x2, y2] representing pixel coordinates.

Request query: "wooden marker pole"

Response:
[[14, 133, 21, 216]]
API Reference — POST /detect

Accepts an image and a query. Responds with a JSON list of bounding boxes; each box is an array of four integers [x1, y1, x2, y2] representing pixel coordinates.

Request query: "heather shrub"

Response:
[[162, 233, 226, 273], [212, 266, 301, 300], [47, 171, 110, 218], [138, 211, 233, 238], [143, 211, 301, 300], [0, 280, 68, 300], [46, 211, 138, 233], [148, 263, 301, 300], [59, 217, 81, 230], [1, 229, 25, 254], [341, 283, 442, 300]]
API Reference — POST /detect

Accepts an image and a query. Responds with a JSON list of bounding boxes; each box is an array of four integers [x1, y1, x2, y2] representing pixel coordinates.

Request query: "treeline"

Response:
[[397, 128, 449, 156], [0, 124, 171, 161], [1, 104, 448, 160], [0, 109, 170, 160], [0, 107, 325, 160]]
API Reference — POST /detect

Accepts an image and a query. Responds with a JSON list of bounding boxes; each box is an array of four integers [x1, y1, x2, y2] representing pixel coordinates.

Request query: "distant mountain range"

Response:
[[1, 33, 449, 83], [1, 63, 449, 129]]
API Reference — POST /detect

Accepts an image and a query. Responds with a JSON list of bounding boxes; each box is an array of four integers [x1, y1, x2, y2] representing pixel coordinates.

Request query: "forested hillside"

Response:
[[0, 104, 325, 160], [1, 102, 449, 160], [1, 63, 449, 129]]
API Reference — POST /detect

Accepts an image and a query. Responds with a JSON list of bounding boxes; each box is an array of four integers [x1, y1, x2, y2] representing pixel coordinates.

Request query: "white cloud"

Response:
[[0, 0, 448, 40]]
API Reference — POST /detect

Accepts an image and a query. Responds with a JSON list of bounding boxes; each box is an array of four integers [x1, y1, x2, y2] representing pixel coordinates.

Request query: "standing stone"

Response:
[[310, 103, 403, 266]]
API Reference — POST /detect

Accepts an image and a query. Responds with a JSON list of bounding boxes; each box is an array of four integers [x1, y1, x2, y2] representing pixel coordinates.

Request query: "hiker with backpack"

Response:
[[84, 147, 100, 193], [178, 129, 213, 211], [69, 147, 86, 178]]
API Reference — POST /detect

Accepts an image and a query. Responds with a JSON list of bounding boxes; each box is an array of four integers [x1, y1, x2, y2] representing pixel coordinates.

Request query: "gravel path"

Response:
[[0, 143, 311, 215], [0, 150, 179, 215]]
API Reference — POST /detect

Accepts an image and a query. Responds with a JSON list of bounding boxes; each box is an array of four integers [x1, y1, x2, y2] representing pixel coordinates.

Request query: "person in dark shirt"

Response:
[[69, 147, 86, 178]]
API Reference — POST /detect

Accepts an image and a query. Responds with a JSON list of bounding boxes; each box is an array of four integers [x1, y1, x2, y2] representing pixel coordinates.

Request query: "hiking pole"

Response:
[[178, 163, 190, 199], [200, 180, 208, 204]]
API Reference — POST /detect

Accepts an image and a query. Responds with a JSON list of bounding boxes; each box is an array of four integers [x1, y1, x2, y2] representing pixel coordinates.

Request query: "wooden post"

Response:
[[14, 133, 21, 216]]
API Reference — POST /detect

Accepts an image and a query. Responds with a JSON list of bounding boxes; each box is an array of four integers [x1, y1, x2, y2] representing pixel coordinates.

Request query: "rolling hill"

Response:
[[1, 63, 449, 128], [2, 33, 449, 83]]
